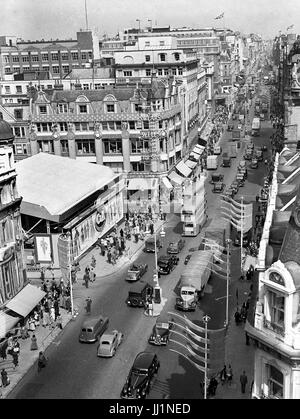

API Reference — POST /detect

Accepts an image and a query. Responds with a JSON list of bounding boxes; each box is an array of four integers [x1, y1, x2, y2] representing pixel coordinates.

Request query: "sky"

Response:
[[1, 0, 299, 41]]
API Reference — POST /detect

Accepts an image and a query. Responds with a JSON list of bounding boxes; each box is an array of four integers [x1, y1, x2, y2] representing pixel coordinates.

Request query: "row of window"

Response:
[[4, 51, 92, 63], [5, 64, 74, 75], [35, 117, 177, 133], [122, 67, 183, 77], [36, 137, 178, 155]]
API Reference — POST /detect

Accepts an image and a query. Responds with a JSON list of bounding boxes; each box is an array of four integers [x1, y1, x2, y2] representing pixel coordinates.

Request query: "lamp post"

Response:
[[68, 233, 74, 317], [148, 19, 152, 31], [225, 239, 231, 327], [202, 314, 211, 400]]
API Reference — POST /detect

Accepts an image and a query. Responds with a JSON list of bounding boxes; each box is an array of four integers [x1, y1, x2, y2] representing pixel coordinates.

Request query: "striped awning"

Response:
[[175, 161, 192, 178], [185, 160, 198, 169], [168, 171, 185, 185], [127, 177, 158, 190]]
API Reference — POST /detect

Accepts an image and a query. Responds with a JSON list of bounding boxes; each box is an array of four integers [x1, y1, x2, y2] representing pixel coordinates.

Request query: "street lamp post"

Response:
[[202, 314, 211, 400], [68, 233, 74, 317], [148, 19, 152, 31], [225, 239, 231, 327]]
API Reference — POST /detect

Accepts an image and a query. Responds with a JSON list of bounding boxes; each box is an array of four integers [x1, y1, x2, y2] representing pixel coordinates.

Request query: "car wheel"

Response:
[[131, 298, 138, 307]]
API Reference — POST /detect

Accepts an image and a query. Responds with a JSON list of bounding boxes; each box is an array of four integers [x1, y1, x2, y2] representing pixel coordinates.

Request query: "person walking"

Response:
[[0, 340, 7, 360], [220, 365, 227, 385], [83, 272, 89, 289], [56, 314, 63, 330], [12, 351, 19, 369], [1, 368, 9, 387], [227, 365, 233, 386], [38, 351, 48, 373], [85, 297, 92, 315], [240, 371, 248, 394], [30, 334, 38, 351]]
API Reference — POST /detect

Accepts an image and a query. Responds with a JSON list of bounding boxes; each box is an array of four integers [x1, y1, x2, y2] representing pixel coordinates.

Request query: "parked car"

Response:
[[126, 282, 153, 308], [235, 173, 245, 186], [250, 158, 258, 169], [167, 239, 185, 254], [210, 173, 224, 184], [144, 236, 162, 253], [244, 151, 252, 160], [223, 187, 235, 199], [126, 263, 148, 282], [120, 352, 160, 399], [157, 255, 177, 275], [255, 150, 263, 161], [213, 182, 225, 193], [184, 254, 192, 265], [148, 317, 173, 346], [97, 330, 123, 357], [230, 181, 239, 194], [79, 315, 109, 343]]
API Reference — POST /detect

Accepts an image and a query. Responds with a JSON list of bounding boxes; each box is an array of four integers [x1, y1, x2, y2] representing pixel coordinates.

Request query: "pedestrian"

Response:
[[209, 377, 218, 396], [38, 351, 47, 372], [245, 332, 250, 346], [227, 365, 233, 386], [89, 268, 96, 282], [150, 222, 154, 235], [234, 310, 241, 325], [65, 296, 71, 314], [0, 343, 7, 362], [107, 250, 112, 264], [85, 297, 92, 315], [1, 368, 9, 387], [240, 371, 248, 394], [220, 365, 227, 385], [30, 334, 38, 351], [12, 351, 19, 369], [20, 325, 29, 340], [56, 314, 63, 330], [120, 228, 124, 238], [84, 272, 89, 288]]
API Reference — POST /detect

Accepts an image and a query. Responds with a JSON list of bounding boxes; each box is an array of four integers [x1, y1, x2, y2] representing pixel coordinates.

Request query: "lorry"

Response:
[[222, 152, 231, 167], [251, 117, 261, 136], [206, 155, 218, 170], [175, 250, 213, 311], [232, 129, 241, 141], [226, 142, 237, 158]]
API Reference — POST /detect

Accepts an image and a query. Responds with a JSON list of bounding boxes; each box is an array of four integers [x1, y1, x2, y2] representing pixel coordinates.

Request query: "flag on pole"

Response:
[[287, 24, 294, 31], [215, 12, 224, 20], [221, 197, 253, 233]]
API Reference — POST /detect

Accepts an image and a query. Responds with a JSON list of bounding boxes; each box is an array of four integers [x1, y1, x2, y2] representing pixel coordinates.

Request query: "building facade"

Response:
[[0, 121, 26, 307]]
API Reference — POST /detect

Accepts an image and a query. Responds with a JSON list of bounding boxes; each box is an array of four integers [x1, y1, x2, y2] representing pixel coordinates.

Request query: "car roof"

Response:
[[158, 255, 171, 260], [133, 352, 156, 369], [82, 316, 107, 328], [100, 331, 116, 343]]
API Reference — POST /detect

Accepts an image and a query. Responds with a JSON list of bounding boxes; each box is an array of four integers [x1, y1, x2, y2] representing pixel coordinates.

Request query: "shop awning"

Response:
[[6, 284, 46, 317], [185, 159, 198, 169], [168, 171, 185, 186], [189, 152, 201, 161], [192, 144, 205, 156], [0, 312, 21, 339], [162, 177, 173, 190], [175, 161, 193, 178], [127, 178, 158, 190]]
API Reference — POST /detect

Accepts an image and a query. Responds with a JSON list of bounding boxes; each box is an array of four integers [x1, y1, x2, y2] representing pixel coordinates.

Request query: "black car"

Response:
[[148, 317, 173, 346], [121, 352, 160, 399], [157, 255, 178, 274], [184, 254, 192, 265]]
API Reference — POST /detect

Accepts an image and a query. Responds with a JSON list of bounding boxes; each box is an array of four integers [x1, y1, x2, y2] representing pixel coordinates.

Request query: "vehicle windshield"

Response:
[[101, 341, 110, 345], [132, 368, 148, 375], [127, 272, 137, 278], [156, 323, 169, 330], [181, 290, 194, 296]]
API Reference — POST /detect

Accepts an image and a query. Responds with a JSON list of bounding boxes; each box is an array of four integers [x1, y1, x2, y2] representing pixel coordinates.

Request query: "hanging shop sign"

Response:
[[34, 234, 53, 263]]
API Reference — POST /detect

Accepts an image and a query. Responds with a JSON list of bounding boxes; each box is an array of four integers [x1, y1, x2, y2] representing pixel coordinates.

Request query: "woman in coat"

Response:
[[30, 334, 38, 351]]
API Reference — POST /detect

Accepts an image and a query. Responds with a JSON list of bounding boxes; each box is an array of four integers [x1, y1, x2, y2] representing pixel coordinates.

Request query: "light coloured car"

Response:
[[97, 330, 123, 357]]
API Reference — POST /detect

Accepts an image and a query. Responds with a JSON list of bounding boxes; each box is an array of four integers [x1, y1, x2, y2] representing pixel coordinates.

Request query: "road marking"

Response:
[[215, 294, 232, 301]]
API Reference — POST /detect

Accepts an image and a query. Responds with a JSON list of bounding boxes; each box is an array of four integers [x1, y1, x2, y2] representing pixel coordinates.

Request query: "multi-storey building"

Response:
[[113, 36, 206, 140], [0, 30, 100, 81], [0, 120, 27, 338], [27, 80, 184, 175]]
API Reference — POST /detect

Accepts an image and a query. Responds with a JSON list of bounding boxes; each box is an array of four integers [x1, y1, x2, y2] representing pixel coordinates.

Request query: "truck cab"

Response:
[[175, 286, 198, 311]]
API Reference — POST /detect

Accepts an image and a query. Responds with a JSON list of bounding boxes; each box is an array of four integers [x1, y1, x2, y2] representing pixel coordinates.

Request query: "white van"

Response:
[[213, 142, 222, 155]]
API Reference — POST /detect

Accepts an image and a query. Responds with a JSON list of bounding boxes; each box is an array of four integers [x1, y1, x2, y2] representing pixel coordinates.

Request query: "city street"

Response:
[[7, 90, 273, 399]]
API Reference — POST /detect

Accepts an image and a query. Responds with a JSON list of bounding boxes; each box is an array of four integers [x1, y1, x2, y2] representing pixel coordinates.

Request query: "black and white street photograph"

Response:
[[0, 0, 299, 402]]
